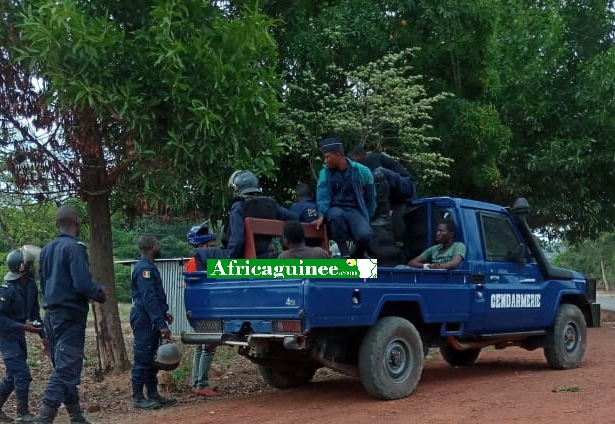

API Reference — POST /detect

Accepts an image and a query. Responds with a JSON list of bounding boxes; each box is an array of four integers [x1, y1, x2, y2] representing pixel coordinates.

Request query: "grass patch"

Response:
[[552, 385, 582, 393]]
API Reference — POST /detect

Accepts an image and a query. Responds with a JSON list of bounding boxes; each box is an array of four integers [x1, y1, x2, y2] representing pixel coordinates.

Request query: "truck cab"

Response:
[[183, 197, 600, 400]]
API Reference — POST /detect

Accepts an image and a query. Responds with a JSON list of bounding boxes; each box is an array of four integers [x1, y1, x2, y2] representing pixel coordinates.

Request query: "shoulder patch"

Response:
[[77, 241, 88, 249], [142, 270, 151, 279]]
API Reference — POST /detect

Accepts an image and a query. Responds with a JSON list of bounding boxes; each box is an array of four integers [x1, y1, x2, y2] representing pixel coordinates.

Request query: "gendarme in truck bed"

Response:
[[182, 197, 600, 400]]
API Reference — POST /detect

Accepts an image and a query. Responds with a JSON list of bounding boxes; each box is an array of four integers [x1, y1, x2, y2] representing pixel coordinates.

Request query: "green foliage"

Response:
[[553, 232, 615, 289], [278, 49, 452, 189], [11, 0, 282, 219]]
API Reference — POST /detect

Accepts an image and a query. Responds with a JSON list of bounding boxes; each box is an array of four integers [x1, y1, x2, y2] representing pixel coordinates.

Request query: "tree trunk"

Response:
[[77, 106, 131, 374], [87, 192, 132, 374]]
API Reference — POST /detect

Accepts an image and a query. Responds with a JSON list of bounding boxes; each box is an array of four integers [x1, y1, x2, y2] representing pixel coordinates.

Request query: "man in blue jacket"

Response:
[[313, 137, 376, 258], [0, 248, 45, 423], [130, 235, 176, 410], [221, 170, 298, 258], [290, 183, 318, 223], [37, 205, 107, 424]]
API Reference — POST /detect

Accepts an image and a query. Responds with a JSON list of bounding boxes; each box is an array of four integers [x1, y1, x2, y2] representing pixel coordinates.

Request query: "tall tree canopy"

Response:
[[1, 0, 281, 372]]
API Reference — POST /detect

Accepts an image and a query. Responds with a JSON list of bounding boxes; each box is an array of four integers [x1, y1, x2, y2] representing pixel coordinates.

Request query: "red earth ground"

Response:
[[4, 311, 615, 424], [122, 314, 615, 424]]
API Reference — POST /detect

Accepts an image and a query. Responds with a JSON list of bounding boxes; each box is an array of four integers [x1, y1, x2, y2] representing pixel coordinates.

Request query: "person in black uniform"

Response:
[[221, 170, 298, 258], [37, 205, 107, 424], [130, 234, 177, 410], [348, 145, 417, 203], [0, 248, 45, 423]]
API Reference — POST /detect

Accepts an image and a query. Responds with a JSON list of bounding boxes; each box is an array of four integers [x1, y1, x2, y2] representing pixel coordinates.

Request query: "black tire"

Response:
[[440, 345, 481, 367], [544, 304, 587, 370], [358, 316, 424, 400], [257, 364, 317, 389]]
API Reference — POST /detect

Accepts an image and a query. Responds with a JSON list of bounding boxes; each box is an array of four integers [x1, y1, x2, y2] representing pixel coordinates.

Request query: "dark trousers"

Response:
[[130, 309, 161, 398], [326, 207, 372, 248], [42, 309, 87, 408], [376, 167, 416, 202], [0, 337, 32, 401]]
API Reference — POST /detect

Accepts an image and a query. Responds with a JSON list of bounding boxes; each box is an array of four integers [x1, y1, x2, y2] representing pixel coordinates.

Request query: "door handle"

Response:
[[490, 275, 500, 282]]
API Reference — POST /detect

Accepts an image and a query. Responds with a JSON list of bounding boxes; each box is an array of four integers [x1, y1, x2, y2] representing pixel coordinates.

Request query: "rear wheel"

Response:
[[257, 364, 317, 389], [358, 316, 424, 400], [440, 345, 481, 366], [544, 304, 587, 370]]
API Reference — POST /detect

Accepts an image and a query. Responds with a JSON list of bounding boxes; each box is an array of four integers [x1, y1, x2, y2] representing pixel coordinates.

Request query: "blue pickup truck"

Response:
[[182, 197, 600, 400]]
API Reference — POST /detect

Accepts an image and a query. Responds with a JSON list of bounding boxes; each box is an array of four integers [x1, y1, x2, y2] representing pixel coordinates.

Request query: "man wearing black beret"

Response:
[[313, 136, 376, 258]]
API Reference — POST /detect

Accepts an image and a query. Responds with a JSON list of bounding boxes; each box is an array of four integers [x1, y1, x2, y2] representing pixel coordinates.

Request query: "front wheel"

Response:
[[257, 364, 317, 389], [544, 304, 587, 370], [358, 316, 424, 400]]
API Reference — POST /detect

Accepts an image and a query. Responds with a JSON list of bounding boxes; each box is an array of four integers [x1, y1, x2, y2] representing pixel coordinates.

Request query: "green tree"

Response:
[[278, 49, 451, 188], [1, 0, 281, 373]]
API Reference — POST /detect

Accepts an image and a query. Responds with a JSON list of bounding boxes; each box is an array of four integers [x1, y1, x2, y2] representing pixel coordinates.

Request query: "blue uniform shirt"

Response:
[[131, 257, 169, 331], [39, 233, 105, 313], [0, 278, 44, 350], [330, 167, 359, 209], [290, 199, 318, 223]]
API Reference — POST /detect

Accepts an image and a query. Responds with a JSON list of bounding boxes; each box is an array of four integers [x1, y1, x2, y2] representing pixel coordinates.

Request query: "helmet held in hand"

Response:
[[153, 340, 182, 371]]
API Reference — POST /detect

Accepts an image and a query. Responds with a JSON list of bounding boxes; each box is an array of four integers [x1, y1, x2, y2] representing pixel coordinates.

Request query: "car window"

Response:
[[480, 214, 521, 262]]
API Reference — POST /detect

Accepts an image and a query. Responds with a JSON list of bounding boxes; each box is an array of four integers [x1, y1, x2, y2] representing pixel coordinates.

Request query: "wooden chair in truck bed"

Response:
[[243, 218, 329, 259]]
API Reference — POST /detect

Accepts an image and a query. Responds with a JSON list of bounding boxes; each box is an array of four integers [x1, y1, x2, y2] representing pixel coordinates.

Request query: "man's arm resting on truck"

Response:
[[408, 243, 466, 270]]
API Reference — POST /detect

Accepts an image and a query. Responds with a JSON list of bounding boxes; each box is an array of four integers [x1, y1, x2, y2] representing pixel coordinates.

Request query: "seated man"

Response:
[[290, 183, 318, 223], [313, 137, 376, 259], [221, 170, 298, 259], [278, 220, 330, 259], [290, 183, 321, 247], [408, 218, 466, 270]]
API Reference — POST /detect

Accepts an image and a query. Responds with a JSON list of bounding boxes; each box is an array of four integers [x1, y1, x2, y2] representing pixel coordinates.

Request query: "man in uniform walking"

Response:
[[37, 205, 107, 424]]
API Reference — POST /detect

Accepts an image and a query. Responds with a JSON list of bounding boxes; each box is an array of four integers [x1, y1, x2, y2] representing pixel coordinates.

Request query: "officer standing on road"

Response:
[[130, 234, 177, 410], [36, 205, 108, 424], [0, 248, 46, 423]]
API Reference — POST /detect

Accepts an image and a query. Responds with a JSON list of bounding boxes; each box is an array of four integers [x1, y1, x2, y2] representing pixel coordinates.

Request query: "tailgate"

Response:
[[184, 273, 306, 330]]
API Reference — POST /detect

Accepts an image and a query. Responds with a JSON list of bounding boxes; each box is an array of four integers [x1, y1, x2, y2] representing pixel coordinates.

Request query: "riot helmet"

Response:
[[153, 340, 182, 371], [187, 221, 216, 247], [228, 170, 262, 196], [4, 245, 40, 281]]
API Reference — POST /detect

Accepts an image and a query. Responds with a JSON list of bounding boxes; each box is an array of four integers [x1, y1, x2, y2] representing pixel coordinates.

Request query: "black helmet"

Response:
[[5, 246, 41, 281], [5, 249, 26, 280], [228, 170, 262, 196], [153, 340, 182, 371]]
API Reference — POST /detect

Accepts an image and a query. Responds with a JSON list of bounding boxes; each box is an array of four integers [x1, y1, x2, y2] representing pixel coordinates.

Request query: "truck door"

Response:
[[474, 211, 543, 332]]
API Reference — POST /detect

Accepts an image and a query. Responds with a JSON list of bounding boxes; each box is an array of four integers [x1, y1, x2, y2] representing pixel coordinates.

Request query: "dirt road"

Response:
[[122, 324, 615, 424]]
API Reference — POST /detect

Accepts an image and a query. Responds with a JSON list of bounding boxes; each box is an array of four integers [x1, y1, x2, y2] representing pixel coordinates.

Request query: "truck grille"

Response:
[[193, 319, 223, 333]]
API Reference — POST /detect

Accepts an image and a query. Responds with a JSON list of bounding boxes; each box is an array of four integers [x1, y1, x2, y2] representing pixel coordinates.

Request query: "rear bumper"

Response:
[[181, 332, 307, 350], [181, 332, 223, 345]]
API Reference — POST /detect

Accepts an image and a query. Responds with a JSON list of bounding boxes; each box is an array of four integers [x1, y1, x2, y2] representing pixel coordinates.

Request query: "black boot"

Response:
[[65, 403, 91, 424], [35, 403, 57, 424], [15, 398, 36, 423], [336, 241, 350, 259], [147, 392, 177, 408], [132, 394, 159, 410], [0, 392, 11, 423]]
